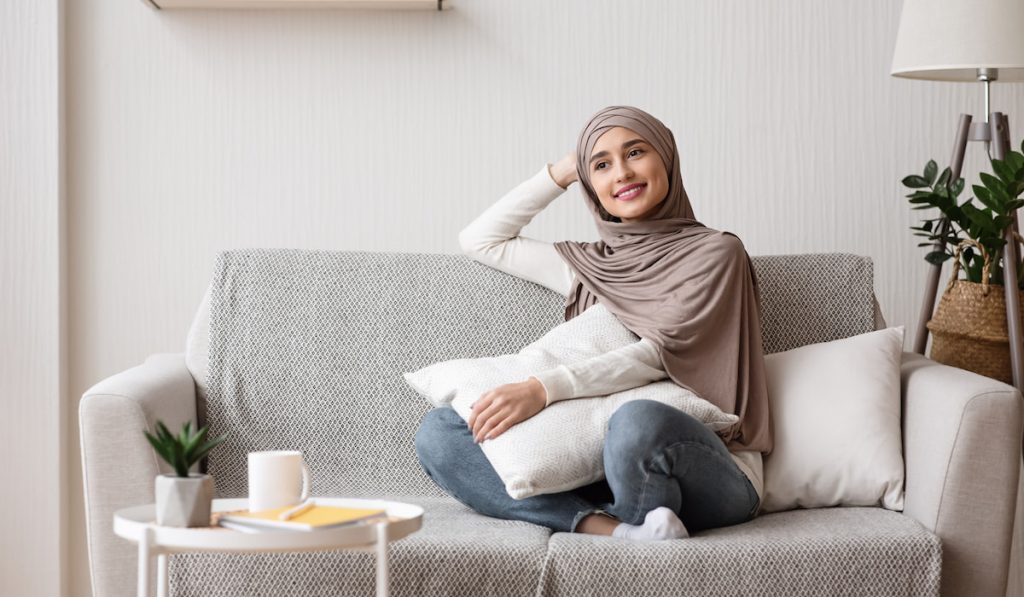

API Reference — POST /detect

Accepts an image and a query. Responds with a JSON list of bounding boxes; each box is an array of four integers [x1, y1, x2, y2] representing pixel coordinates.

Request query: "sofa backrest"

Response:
[[203, 250, 876, 499]]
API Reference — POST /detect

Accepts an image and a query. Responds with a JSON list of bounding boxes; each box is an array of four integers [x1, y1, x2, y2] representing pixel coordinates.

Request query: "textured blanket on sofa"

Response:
[[203, 248, 876, 501]]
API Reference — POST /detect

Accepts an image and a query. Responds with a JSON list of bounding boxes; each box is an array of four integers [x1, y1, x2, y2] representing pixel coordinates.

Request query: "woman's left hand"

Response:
[[467, 377, 547, 443]]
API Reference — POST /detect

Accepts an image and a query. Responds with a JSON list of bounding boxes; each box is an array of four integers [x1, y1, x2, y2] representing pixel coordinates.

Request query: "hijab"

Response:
[[553, 105, 772, 454]]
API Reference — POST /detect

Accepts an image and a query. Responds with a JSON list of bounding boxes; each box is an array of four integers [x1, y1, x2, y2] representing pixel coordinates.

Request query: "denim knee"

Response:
[[608, 400, 695, 455]]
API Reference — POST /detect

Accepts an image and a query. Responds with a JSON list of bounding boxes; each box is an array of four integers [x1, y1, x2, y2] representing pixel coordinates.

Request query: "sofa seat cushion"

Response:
[[168, 496, 552, 597], [537, 507, 941, 597]]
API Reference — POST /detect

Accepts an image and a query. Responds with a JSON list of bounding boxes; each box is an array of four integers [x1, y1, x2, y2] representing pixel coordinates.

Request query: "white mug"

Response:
[[247, 450, 311, 512]]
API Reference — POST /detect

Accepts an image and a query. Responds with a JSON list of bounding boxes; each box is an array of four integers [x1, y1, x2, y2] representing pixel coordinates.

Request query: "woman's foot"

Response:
[[611, 506, 689, 541]]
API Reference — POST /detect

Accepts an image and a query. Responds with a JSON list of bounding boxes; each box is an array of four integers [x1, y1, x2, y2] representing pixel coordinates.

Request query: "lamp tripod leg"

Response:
[[913, 114, 972, 355], [991, 113, 1024, 397]]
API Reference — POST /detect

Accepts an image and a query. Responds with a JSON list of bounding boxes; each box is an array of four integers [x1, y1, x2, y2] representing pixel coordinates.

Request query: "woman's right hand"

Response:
[[548, 151, 579, 190]]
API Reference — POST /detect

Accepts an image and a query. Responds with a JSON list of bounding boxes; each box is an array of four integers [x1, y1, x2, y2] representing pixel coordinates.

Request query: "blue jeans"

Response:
[[414, 399, 760, 534]]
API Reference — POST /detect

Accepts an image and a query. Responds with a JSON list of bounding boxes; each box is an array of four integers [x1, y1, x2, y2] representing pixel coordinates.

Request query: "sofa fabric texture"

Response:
[[167, 499, 941, 597], [158, 249, 946, 596]]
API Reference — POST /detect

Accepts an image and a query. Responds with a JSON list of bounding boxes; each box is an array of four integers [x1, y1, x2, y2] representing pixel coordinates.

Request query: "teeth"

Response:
[[618, 185, 644, 198]]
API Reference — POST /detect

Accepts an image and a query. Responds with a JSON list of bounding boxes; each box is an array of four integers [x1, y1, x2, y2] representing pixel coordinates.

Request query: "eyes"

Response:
[[594, 148, 643, 171]]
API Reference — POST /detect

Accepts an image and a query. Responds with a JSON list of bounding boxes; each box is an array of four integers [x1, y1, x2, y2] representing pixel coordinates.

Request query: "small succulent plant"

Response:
[[143, 420, 228, 478]]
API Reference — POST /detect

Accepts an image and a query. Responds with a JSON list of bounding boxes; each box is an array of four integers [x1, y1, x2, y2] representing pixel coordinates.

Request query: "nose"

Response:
[[613, 160, 634, 181]]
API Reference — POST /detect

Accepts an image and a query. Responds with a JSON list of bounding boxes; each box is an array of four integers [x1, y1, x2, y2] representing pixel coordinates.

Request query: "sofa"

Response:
[[80, 249, 1023, 597]]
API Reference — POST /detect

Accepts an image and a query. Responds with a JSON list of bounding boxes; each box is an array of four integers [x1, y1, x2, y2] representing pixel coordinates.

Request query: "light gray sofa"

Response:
[[80, 250, 1023, 597]]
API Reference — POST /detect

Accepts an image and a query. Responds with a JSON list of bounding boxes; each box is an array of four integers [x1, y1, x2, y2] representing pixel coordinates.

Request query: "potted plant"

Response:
[[900, 141, 1024, 382], [144, 420, 227, 527]]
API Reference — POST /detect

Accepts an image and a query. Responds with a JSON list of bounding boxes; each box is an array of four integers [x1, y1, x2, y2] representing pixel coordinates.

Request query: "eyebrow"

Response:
[[589, 139, 647, 164]]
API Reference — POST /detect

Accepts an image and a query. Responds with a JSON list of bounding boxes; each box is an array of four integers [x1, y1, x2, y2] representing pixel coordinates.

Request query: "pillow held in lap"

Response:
[[403, 303, 738, 499]]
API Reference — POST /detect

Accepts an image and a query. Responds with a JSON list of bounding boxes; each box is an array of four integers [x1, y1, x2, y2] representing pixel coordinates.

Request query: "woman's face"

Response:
[[587, 126, 669, 222]]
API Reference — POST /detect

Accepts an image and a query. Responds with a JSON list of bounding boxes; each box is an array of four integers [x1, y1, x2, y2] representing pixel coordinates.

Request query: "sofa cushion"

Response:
[[536, 507, 941, 597], [761, 326, 906, 513], [169, 496, 552, 597]]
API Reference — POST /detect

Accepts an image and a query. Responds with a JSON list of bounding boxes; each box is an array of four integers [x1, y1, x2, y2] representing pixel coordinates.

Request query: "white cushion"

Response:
[[761, 326, 906, 513], [403, 303, 738, 500]]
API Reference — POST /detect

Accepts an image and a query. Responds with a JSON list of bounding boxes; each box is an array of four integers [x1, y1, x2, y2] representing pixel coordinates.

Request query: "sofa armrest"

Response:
[[79, 353, 197, 597], [901, 351, 1023, 597]]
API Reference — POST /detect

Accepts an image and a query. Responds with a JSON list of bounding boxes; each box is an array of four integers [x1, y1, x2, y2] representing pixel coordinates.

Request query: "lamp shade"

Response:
[[891, 0, 1024, 81]]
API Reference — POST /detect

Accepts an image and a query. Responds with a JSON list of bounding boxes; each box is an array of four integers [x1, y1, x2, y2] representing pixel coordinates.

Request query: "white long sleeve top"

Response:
[[457, 163, 764, 508]]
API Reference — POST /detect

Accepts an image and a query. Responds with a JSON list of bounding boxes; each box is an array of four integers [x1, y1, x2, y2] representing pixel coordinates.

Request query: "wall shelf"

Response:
[[143, 0, 447, 9]]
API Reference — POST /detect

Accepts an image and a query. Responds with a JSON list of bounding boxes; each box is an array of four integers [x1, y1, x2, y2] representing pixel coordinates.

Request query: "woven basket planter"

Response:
[[927, 239, 1024, 384]]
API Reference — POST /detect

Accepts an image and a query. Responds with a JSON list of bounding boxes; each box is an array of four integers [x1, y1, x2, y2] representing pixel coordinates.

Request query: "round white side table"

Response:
[[114, 497, 424, 597]]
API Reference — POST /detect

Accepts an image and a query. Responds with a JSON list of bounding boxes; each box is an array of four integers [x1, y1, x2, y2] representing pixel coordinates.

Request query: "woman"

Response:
[[415, 105, 772, 540]]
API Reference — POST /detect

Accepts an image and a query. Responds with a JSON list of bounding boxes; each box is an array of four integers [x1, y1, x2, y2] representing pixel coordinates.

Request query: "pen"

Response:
[[278, 499, 314, 521]]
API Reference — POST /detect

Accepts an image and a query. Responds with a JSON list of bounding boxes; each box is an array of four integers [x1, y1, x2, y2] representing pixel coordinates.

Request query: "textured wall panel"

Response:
[[2, 2, 65, 597]]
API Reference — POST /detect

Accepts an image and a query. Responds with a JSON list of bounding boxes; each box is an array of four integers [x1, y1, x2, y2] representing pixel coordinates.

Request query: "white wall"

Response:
[[60, 0, 1023, 595], [1, 1, 66, 597]]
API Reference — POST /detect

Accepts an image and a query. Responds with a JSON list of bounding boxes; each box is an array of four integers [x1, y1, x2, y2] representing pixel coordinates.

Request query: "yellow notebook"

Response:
[[219, 504, 387, 531]]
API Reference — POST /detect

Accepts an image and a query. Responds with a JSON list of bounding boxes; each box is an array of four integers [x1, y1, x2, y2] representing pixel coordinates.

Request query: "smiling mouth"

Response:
[[615, 184, 647, 200]]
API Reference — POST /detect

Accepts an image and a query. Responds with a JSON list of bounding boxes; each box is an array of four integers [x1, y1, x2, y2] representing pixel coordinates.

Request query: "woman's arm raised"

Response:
[[458, 155, 578, 297]]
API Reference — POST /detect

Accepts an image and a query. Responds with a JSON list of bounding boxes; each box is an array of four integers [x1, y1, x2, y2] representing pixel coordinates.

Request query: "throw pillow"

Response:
[[761, 325, 906, 513], [403, 303, 738, 499]]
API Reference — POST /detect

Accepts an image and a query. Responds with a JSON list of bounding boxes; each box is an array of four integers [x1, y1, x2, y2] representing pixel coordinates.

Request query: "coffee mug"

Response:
[[247, 450, 311, 512]]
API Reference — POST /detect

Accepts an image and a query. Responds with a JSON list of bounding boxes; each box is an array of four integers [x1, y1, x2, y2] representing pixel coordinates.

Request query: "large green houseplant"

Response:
[[900, 141, 1024, 383], [901, 142, 1024, 288]]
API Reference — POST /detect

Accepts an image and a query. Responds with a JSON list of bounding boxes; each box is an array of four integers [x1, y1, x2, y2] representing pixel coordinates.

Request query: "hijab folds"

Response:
[[552, 105, 772, 454]]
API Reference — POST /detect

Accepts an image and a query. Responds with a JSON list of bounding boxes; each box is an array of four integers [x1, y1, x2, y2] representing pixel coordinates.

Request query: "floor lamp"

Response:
[[891, 0, 1024, 394]]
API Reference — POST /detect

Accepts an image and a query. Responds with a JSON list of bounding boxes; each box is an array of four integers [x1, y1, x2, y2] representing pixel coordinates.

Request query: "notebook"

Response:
[[219, 504, 388, 532]]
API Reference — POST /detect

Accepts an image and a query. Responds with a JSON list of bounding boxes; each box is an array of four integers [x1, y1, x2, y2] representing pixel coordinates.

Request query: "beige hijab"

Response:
[[553, 105, 772, 454]]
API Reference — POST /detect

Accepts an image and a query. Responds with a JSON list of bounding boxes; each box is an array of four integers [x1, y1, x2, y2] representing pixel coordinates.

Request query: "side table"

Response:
[[113, 497, 424, 597]]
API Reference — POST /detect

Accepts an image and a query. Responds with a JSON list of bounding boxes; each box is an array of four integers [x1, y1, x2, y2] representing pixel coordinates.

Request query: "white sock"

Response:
[[611, 506, 690, 541]]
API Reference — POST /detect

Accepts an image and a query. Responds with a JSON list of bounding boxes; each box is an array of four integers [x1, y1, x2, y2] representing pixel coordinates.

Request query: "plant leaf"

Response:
[[950, 177, 965, 197], [992, 159, 1016, 184], [981, 171, 1006, 194], [178, 420, 196, 450], [924, 160, 938, 184], [183, 426, 210, 467], [903, 175, 930, 188], [190, 434, 229, 466], [170, 438, 188, 477], [144, 429, 175, 466], [1007, 150, 1024, 172], [972, 185, 1000, 212]]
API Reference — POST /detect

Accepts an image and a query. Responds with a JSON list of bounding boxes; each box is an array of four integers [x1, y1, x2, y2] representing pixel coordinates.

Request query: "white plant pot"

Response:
[[155, 473, 214, 527]]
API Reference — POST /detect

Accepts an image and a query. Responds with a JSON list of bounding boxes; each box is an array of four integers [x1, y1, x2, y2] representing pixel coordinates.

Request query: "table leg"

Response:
[[375, 521, 389, 597], [157, 553, 169, 597], [138, 526, 154, 597]]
